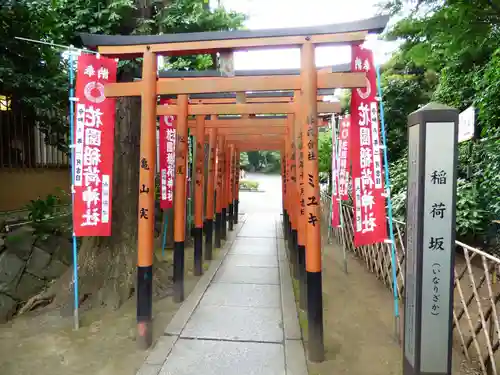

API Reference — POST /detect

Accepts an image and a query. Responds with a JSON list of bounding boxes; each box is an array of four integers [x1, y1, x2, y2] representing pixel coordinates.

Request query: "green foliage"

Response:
[[319, 172, 328, 184], [380, 59, 435, 161], [262, 162, 281, 174], [26, 193, 62, 222], [388, 150, 408, 221], [455, 179, 487, 237], [380, 0, 500, 245], [155, 0, 245, 34], [1, 1, 70, 149], [246, 151, 261, 170], [318, 131, 332, 173], [239, 180, 259, 191], [339, 90, 351, 115], [389, 141, 500, 240], [261, 151, 281, 173], [2, 0, 245, 152], [470, 139, 500, 221], [239, 152, 250, 169], [476, 49, 500, 138], [157, 0, 246, 71], [245, 151, 281, 173]]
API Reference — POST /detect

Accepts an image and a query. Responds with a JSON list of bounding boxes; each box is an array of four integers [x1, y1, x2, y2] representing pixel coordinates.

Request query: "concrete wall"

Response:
[[0, 169, 70, 211]]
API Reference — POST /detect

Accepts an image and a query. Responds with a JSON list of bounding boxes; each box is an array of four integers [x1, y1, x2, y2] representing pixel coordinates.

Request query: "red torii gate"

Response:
[[79, 14, 389, 362]]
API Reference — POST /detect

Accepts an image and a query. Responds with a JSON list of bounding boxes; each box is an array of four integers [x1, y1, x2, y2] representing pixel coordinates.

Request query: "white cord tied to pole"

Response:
[[381, 186, 391, 198], [68, 45, 82, 57], [14, 37, 98, 55]]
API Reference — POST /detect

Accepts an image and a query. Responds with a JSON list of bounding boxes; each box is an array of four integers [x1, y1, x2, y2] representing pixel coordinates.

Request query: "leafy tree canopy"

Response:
[[317, 0, 500, 244], [1, 0, 245, 150], [1, 0, 246, 310]]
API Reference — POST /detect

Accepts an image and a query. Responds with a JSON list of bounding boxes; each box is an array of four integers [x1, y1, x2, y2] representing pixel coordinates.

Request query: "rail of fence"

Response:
[[320, 192, 500, 375], [0, 104, 69, 168]]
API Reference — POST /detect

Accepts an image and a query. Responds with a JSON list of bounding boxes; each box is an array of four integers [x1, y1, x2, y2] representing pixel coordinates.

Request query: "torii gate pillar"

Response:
[[136, 50, 157, 349], [301, 41, 325, 362]]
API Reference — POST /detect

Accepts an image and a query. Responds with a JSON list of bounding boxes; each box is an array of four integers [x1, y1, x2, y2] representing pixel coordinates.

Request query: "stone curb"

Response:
[[276, 219, 308, 375]]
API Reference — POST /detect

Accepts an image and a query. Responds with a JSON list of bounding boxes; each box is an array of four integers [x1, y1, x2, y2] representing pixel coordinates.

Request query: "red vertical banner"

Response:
[[159, 99, 176, 209], [331, 122, 340, 227], [350, 44, 387, 246], [338, 115, 351, 200], [226, 146, 231, 202], [73, 54, 117, 237], [187, 134, 192, 199]]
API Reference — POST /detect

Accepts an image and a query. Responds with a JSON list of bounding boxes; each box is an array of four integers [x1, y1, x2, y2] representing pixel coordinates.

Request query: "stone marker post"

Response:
[[404, 102, 458, 375]]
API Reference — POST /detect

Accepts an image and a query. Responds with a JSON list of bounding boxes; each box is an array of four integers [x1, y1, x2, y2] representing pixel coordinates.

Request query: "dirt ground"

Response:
[[0, 226, 482, 375], [0, 243, 220, 375], [298, 241, 476, 375]]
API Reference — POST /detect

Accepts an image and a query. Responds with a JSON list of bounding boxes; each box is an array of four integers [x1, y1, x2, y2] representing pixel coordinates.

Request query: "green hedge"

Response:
[[239, 180, 259, 191]]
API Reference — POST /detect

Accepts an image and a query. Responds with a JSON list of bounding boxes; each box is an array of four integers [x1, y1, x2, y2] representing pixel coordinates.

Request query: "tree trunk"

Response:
[[45, 96, 170, 311], [164, 208, 175, 248], [328, 167, 333, 195]]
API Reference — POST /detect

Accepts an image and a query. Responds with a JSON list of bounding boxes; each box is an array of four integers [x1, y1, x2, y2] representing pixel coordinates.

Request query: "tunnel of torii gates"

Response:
[[79, 14, 389, 362]]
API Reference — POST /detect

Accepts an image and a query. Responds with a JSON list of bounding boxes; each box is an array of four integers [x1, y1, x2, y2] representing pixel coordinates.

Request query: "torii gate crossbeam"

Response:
[[78, 14, 389, 363]]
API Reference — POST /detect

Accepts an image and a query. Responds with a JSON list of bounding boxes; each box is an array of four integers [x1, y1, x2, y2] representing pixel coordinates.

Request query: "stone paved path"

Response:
[[137, 212, 307, 375]]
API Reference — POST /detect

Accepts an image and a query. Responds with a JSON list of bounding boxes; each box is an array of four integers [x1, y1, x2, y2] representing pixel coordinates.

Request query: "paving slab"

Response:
[[180, 305, 283, 342], [229, 245, 277, 255], [238, 228, 276, 238], [213, 264, 280, 285], [230, 240, 276, 252], [285, 339, 308, 375], [134, 209, 306, 375], [200, 283, 281, 308], [137, 363, 162, 375], [279, 247, 302, 340], [222, 254, 278, 268], [159, 339, 285, 375], [145, 335, 177, 366], [164, 229, 237, 336], [237, 219, 276, 238], [233, 237, 277, 246]]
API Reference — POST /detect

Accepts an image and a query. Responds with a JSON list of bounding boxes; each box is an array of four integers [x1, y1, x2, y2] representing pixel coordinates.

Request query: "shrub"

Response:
[[26, 192, 64, 222], [239, 180, 259, 191]]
